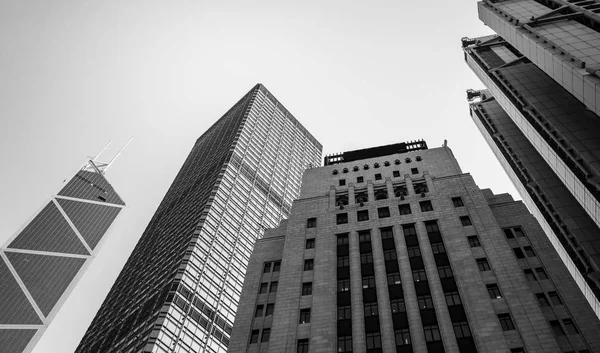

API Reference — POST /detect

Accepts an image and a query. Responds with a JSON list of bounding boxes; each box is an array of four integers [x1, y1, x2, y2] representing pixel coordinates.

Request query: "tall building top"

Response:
[[324, 140, 428, 166]]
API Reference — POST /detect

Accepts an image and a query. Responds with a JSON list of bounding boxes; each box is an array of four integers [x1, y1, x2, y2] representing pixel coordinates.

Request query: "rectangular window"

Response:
[[535, 267, 548, 280], [338, 305, 351, 320], [467, 235, 481, 247], [423, 325, 441, 342], [513, 248, 525, 259], [486, 284, 502, 299], [270, 281, 278, 293], [360, 252, 374, 264], [359, 232, 371, 243], [302, 282, 312, 296], [364, 302, 378, 317], [357, 176, 364, 183], [550, 320, 565, 336], [445, 291, 462, 306], [337, 213, 348, 225], [418, 294, 434, 309], [548, 291, 562, 305], [261, 328, 271, 342], [306, 218, 317, 228], [306, 239, 315, 249], [524, 246, 536, 257], [362, 276, 376, 289], [375, 173, 382, 180], [395, 328, 411, 346], [339, 179, 346, 186], [249, 330, 259, 344], [381, 227, 394, 239], [299, 308, 311, 324], [338, 256, 349, 267], [452, 197, 464, 207], [438, 265, 453, 278], [304, 259, 314, 271], [460, 216, 472, 226], [536, 293, 550, 307], [403, 224, 417, 236], [259, 283, 268, 294], [498, 313, 515, 331], [476, 258, 491, 271], [366, 332, 382, 349], [563, 319, 579, 334], [503, 228, 515, 239], [411, 168, 419, 175], [255, 305, 264, 317], [413, 269, 427, 282], [398, 204, 412, 215], [524, 269, 537, 281], [357, 210, 369, 221], [263, 263, 272, 273], [431, 242, 446, 254], [338, 336, 352, 352], [420, 200, 433, 212], [391, 298, 406, 313], [387, 272, 401, 285], [297, 339, 309, 353], [337, 234, 349, 245], [453, 321, 472, 338], [384, 249, 397, 261], [514, 227, 525, 237], [407, 246, 421, 258], [265, 303, 274, 316], [273, 261, 281, 272], [378, 207, 390, 218], [338, 279, 350, 292], [393, 170, 401, 178], [510, 349, 525, 353]]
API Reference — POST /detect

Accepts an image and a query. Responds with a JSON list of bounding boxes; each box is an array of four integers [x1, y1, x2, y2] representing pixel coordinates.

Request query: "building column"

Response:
[[348, 185, 356, 206], [367, 181, 374, 202], [393, 224, 427, 353], [385, 178, 394, 199], [404, 176, 414, 196], [370, 228, 396, 353], [349, 230, 366, 353], [423, 171, 435, 193]]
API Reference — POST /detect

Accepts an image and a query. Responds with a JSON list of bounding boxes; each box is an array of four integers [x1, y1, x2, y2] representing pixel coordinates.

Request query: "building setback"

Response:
[[75, 84, 321, 353], [0, 158, 126, 353], [463, 0, 600, 319], [229, 142, 600, 353]]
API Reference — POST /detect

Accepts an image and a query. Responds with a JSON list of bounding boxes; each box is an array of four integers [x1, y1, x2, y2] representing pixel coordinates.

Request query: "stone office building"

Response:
[[229, 142, 600, 353]]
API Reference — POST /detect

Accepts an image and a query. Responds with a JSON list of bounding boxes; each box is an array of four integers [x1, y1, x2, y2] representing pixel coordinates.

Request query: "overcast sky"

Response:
[[0, 1, 513, 352]]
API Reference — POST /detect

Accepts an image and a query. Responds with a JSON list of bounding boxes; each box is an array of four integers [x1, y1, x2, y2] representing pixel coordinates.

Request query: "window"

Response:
[[338, 256, 350, 267], [513, 248, 525, 259], [503, 228, 515, 239], [338, 305, 352, 320], [504, 226, 526, 238], [452, 197, 464, 207], [364, 302, 378, 317], [407, 246, 421, 258], [360, 253, 374, 264], [261, 328, 271, 342], [548, 291, 562, 305], [259, 283, 268, 294], [357, 176, 364, 183], [424, 325, 441, 342], [445, 291, 462, 306], [270, 281, 278, 293], [391, 298, 406, 313], [413, 181, 428, 194], [337, 234, 349, 245], [337, 213, 348, 225], [297, 339, 309, 353], [398, 204, 412, 215], [299, 308, 311, 324], [381, 227, 393, 239], [359, 232, 371, 243], [302, 282, 312, 296], [420, 200, 433, 212], [272, 261, 280, 272], [357, 210, 369, 221], [255, 305, 264, 317], [550, 320, 565, 336], [498, 313, 515, 331], [487, 284, 502, 299], [306, 218, 316, 228], [375, 173, 382, 180], [467, 235, 481, 247], [387, 272, 401, 285], [362, 276, 376, 289], [338, 336, 352, 352], [395, 328, 411, 346], [384, 249, 397, 261], [378, 207, 390, 218], [453, 321, 472, 338], [265, 303, 274, 316], [418, 294, 434, 309], [305, 239, 315, 249], [413, 269, 427, 282], [476, 258, 491, 271], [524, 269, 536, 281], [366, 332, 382, 349], [514, 227, 525, 237], [535, 267, 548, 280], [524, 246, 536, 257], [263, 263, 272, 273], [438, 265, 453, 278], [338, 279, 350, 292], [510, 349, 525, 353], [536, 293, 550, 307], [563, 319, 579, 334], [431, 242, 446, 254], [249, 330, 259, 344], [339, 179, 346, 186], [460, 216, 472, 226], [393, 170, 400, 178], [304, 259, 314, 271], [411, 168, 419, 175]]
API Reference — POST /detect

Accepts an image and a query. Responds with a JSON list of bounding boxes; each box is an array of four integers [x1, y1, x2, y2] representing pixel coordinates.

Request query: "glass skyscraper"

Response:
[[463, 0, 600, 319], [75, 84, 322, 353], [0, 159, 125, 353]]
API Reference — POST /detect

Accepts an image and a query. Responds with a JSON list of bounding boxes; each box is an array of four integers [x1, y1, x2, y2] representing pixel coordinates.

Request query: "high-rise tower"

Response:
[[229, 142, 600, 353], [75, 84, 322, 353], [463, 0, 600, 319], [0, 156, 126, 353]]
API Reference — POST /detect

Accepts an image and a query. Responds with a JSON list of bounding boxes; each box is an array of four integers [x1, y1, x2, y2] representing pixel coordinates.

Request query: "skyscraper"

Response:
[[0, 158, 126, 353], [75, 84, 322, 353], [229, 142, 600, 353], [463, 0, 600, 318]]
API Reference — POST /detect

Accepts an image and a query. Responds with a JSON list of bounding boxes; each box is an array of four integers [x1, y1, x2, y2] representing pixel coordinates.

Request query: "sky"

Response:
[[0, 1, 515, 352]]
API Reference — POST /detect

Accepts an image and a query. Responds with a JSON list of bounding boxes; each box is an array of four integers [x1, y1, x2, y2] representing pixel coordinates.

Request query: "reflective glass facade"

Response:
[[75, 84, 321, 353], [0, 161, 125, 353]]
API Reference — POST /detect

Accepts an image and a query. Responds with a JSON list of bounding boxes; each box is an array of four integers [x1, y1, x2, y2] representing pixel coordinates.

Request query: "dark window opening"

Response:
[[413, 269, 427, 282], [299, 308, 311, 324], [302, 282, 312, 296], [378, 207, 390, 218], [357, 176, 364, 183], [498, 313, 515, 331], [297, 339, 309, 353], [375, 173, 382, 180], [393, 170, 401, 178], [306, 218, 317, 228], [337, 213, 348, 225], [304, 259, 314, 271], [420, 200, 433, 212], [398, 204, 412, 215], [306, 239, 315, 249], [364, 301, 379, 317], [338, 279, 350, 292], [476, 258, 491, 271], [269, 281, 278, 293], [460, 216, 472, 226], [411, 168, 419, 175], [452, 197, 464, 207], [486, 284, 502, 299], [467, 235, 481, 247], [265, 303, 274, 316], [339, 179, 346, 186], [391, 298, 406, 313], [249, 330, 259, 344], [423, 325, 441, 342]]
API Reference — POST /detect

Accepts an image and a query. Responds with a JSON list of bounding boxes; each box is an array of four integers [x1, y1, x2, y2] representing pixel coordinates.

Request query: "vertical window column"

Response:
[[349, 230, 366, 352], [371, 228, 397, 352]]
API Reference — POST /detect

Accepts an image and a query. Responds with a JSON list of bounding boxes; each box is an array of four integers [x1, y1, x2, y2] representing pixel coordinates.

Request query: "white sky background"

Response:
[[0, 1, 516, 352]]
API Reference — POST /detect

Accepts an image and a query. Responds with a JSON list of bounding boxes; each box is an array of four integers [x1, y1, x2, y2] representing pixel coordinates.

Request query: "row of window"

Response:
[[334, 181, 429, 206], [338, 168, 421, 186], [262, 261, 281, 273], [335, 207, 472, 225], [332, 157, 423, 175], [258, 281, 278, 294]]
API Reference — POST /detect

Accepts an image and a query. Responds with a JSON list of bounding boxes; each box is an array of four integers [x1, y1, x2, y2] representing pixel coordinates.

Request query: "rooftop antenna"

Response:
[[92, 140, 112, 162], [85, 137, 133, 175]]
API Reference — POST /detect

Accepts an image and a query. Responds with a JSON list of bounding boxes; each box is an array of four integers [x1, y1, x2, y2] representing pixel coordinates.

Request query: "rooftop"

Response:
[[323, 140, 428, 166]]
